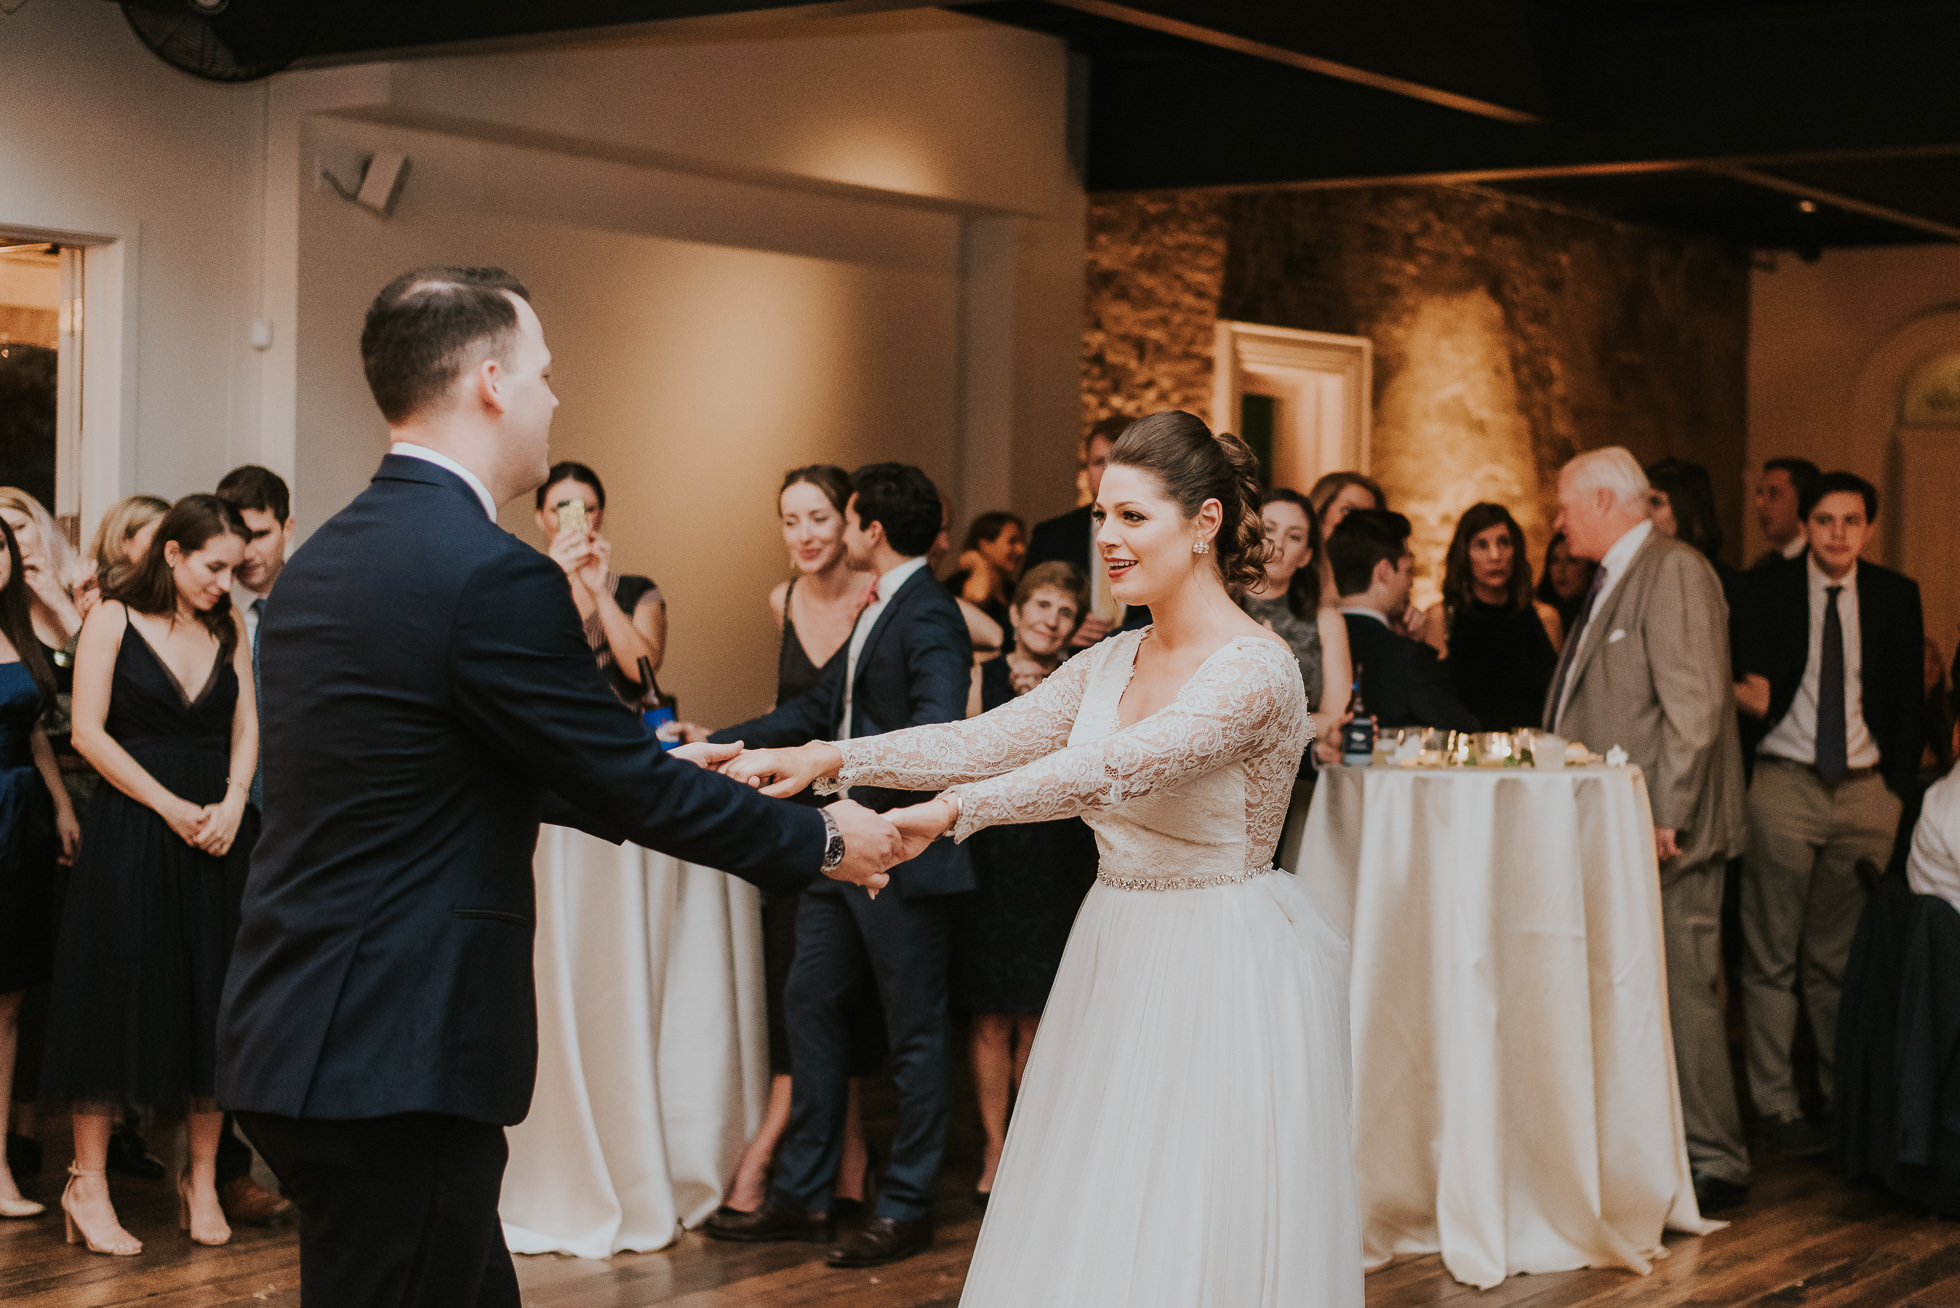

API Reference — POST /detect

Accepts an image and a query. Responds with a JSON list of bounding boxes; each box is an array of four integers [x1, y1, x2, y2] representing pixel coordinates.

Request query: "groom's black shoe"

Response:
[[701, 1201, 831, 1243], [826, 1215, 932, 1267], [1691, 1171, 1750, 1215]]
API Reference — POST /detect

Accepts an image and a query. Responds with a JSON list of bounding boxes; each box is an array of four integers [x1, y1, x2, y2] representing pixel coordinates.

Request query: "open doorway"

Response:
[[1210, 321, 1372, 493], [0, 238, 83, 543]]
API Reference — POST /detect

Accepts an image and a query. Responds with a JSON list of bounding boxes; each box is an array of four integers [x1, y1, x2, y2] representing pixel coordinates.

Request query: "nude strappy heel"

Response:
[[61, 1165, 142, 1256], [177, 1170, 232, 1247]]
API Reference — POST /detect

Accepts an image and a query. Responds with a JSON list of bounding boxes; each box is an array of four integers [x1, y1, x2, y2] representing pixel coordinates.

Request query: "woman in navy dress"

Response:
[[0, 516, 81, 1219], [40, 495, 257, 1256], [712, 466, 884, 1223], [957, 561, 1100, 1204]]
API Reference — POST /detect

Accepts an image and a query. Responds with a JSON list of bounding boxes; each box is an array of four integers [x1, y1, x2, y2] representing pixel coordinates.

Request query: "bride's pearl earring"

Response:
[[1192, 540, 1210, 555]]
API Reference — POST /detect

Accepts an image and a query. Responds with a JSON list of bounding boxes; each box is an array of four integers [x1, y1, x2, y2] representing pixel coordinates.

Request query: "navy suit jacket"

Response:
[[1343, 611, 1480, 732], [1732, 552, 1925, 798], [1025, 505, 1150, 633], [217, 457, 825, 1125], [712, 564, 974, 898]]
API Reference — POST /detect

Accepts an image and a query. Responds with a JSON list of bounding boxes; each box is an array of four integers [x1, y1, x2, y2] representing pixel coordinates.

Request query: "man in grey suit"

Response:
[[1544, 446, 1751, 1213]]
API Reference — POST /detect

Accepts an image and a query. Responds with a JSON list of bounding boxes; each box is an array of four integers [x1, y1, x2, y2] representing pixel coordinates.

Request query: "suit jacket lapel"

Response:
[[851, 567, 929, 699], [1566, 533, 1657, 701]]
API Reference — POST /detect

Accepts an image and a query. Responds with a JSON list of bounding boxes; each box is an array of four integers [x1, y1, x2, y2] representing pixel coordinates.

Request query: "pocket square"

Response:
[[1608, 629, 1627, 643]]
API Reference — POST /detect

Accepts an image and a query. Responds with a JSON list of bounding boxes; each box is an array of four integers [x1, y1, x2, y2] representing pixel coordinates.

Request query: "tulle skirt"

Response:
[[960, 869, 1363, 1307]]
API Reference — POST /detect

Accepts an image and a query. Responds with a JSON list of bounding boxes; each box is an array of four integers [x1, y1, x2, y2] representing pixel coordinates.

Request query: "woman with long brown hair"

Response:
[[0, 516, 81, 1220], [39, 494, 257, 1255], [1421, 501, 1563, 730]]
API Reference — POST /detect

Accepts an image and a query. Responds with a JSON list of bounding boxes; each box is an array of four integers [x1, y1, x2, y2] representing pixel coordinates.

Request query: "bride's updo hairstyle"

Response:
[[1107, 410, 1270, 590]]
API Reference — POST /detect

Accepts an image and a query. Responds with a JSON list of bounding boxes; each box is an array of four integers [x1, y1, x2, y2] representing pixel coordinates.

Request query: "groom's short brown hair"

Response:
[[361, 266, 531, 425]]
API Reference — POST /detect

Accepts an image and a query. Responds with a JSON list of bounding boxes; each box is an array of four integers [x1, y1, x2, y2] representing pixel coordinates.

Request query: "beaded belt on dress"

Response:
[[1096, 864, 1274, 892]]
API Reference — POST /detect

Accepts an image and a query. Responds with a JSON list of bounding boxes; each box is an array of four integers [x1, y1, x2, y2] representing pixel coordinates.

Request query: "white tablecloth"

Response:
[[1296, 764, 1716, 1289], [499, 826, 770, 1258]]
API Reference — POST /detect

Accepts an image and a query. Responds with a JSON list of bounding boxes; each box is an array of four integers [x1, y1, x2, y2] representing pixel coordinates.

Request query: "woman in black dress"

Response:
[[714, 465, 884, 1220], [0, 517, 80, 1219], [41, 495, 257, 1255], [1422, 502, 1563, 731], [956, 561, 1099, 1204], [533, 462, 668, 700], [946, 511, 1026, 635], [1536, 530, 1597, 639]]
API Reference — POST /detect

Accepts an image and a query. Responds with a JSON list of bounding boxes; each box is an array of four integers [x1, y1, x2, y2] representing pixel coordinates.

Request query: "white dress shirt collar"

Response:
[[389, 443, 499, 521], [1337, 605, 1393, 628], [874, 555, 931, 604], [1597, 518, 1652, 589], [1781, 533, 1808, 560]]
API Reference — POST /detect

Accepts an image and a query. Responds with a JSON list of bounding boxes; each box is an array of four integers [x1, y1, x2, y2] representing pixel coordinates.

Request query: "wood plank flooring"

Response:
[[4, 1141, 1954, 1306]]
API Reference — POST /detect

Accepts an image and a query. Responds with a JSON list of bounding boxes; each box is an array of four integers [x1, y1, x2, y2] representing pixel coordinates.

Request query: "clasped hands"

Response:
[[667, 739, 957, 896]]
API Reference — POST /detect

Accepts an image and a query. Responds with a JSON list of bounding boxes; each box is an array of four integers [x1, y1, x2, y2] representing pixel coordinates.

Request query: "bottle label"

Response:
[[1342, 715, 1376, 765]]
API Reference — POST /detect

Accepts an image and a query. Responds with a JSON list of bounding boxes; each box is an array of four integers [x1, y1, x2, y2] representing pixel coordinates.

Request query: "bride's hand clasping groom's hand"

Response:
[[721, 742, 844, 799], [887, 794, 958, 863], [668, 741, 901, 895]]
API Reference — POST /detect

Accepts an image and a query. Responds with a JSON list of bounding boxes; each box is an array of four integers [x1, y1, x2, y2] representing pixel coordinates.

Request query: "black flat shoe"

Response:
[[5, 1132, 41, 1179], [701, 1200, 830, 1243], [826, 1214, 932, 1268], [1692, 1171, 1750, 1215], [106, 1129, 166, 1181]]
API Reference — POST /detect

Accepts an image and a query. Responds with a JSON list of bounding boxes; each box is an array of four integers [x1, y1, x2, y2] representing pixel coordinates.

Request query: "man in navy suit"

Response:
[[1327, 509, 1479, 732], [216, 267, 903, 1308], [701, 463, 972, 1267]]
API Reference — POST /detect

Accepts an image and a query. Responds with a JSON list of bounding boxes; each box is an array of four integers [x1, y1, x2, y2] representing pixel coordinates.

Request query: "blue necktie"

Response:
[[250, 598, 265, 811]]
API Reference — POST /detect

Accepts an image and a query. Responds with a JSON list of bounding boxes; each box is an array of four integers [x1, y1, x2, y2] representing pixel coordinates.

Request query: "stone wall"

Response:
[[1082, 185, 1750, 593]]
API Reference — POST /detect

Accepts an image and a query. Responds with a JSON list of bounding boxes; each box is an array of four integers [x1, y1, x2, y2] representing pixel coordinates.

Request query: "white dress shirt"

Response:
[[1908, 766, 1960, 914], [1780, 533, 1808, 561], [837, 555, 931, 742], [1757, 555, 1879, 770], [1337, 605, 1393, 629], [389, 442, 498, 520], [234, 581, 269, 643], [1551, 518, 1652, 728]]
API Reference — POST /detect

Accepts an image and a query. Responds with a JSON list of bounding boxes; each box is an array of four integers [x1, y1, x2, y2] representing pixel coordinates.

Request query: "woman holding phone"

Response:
[[534, 462, 665, 703]]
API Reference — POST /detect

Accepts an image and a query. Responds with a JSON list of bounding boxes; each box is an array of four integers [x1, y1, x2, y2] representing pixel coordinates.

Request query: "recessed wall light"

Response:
[[1796, 199, 1819, 214]]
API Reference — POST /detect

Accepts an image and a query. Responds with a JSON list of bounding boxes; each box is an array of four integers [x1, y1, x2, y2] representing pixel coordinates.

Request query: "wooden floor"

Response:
[[4, 1139, 1956, 1306]]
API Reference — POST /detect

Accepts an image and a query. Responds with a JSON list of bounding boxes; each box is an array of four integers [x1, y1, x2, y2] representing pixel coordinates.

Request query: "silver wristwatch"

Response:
[[819, 809, 847, 873]]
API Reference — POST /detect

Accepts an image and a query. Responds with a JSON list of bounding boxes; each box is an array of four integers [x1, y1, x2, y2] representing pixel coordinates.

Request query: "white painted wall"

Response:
[[1, 5, 1083, 723], [1749, 243, 1960, 660], [0, 0, 268, 514]]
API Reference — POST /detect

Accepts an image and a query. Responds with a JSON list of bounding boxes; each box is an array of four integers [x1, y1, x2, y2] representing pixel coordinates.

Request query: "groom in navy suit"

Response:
[[703, 463, 972, 1267], [217, 267, 903, 1308]]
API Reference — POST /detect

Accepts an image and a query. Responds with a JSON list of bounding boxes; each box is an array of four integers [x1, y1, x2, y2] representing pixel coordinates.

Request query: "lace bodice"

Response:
[[829, 630, 1312, 887]]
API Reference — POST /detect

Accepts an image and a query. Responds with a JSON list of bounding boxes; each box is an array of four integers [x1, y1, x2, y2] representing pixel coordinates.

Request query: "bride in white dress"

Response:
[[729, 411, 1363, 1306]]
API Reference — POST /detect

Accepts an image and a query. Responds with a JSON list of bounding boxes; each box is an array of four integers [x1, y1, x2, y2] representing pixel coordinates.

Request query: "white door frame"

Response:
[[1211, 321, 1371, 489]]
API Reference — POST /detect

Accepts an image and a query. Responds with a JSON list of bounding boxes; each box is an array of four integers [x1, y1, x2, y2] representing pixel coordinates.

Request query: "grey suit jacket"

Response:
[[1547, 531, 1747, 879]]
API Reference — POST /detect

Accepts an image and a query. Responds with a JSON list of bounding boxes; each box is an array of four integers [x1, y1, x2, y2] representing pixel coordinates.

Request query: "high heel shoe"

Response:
[[0, 1195, 45, 1218], [177, 1172, 232, 1247], [60, 1166, 141, 1256]]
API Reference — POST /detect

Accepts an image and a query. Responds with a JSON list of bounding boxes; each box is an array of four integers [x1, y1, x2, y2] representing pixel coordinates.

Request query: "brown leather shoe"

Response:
[[218, 1176, 294, 1227], [701, 1200, 831, 1243], [825, 1214, 931, 1267]]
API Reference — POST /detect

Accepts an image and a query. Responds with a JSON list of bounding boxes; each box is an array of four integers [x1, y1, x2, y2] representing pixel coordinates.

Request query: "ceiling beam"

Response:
[[1707, 164, 1960, 244], [1048, 0, 1546, 124]]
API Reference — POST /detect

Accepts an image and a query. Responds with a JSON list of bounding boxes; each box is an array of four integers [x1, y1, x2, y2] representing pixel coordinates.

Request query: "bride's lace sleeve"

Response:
[[824, 645, 1098, 793], [944, 639, 1308, 842]]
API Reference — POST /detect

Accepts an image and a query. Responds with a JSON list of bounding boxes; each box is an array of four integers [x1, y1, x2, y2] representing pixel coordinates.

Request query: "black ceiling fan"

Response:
[[118, 0, 318, 83]]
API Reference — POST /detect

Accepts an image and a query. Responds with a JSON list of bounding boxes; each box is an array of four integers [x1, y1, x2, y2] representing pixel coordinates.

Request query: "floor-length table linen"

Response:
[[1296, 763, 1717, 1289], [499, 825, 770, 1259]]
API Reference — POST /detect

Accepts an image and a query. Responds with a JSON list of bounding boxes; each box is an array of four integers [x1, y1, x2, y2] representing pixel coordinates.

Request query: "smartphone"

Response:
[[554, 499, 588, 536]]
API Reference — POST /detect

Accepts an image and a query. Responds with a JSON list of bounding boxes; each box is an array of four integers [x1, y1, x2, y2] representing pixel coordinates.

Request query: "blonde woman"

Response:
[[79, 495, 170, 618]]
